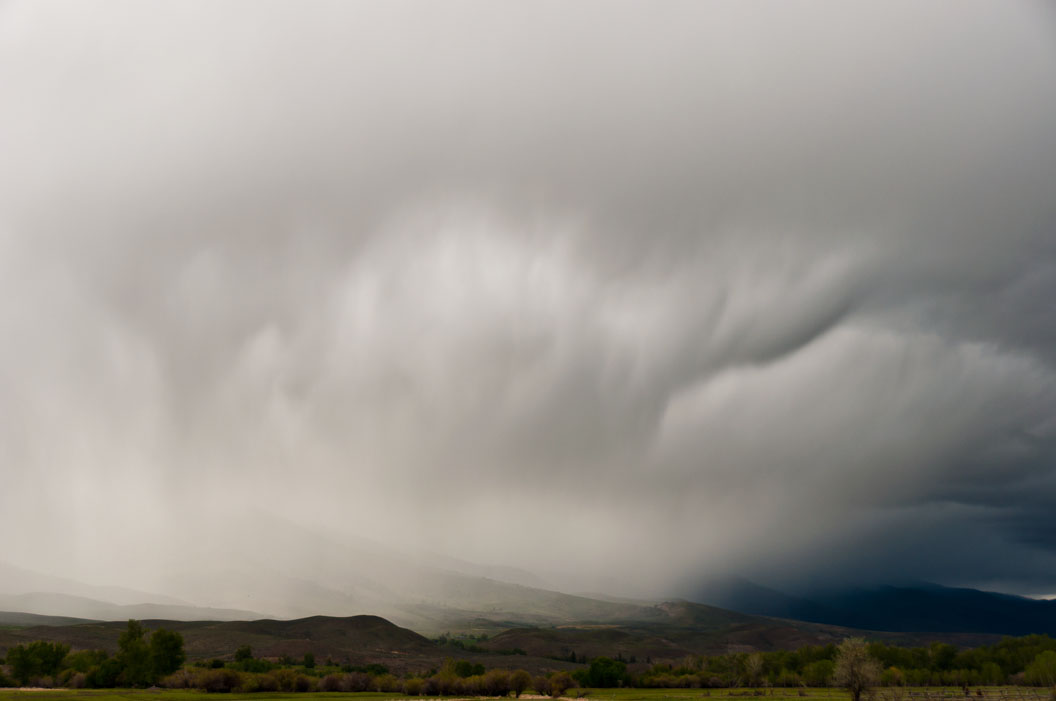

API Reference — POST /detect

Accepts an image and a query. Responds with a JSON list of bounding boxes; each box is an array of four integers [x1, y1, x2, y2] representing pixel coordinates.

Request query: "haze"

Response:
[[1, 0, 1055, 608]]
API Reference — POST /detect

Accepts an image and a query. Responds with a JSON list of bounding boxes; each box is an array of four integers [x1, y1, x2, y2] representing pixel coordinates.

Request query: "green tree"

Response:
[[584, 657, 627, 688], [149, 628, 185, 678], [6, 641, 70, 685], [117, 619, 152, 687], [7, 645, 39, 686], [834, 638, 881, 701], [234, 645, 253, 663], [303, 652, 316, 669], [510, 669, 531, 698], [1025, 650, 1056, 687], [744, 653, 765, 688]]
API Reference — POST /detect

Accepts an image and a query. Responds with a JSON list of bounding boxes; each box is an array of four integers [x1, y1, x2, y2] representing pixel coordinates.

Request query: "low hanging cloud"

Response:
[[0, 0, 1055, 599]]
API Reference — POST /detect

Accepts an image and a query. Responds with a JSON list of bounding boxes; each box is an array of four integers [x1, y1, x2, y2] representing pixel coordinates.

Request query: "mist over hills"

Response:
[[7, 533, 1056, 641]]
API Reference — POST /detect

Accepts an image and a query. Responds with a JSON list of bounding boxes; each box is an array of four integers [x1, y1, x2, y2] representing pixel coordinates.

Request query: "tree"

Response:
[[303, 652, 316, 669], [234, 645, 253, 663], [584, 657, 628, 688], [744, 653, 765, 688], [1025, 650, 1056, 687], [6, 641, 70, 685], [549, 671, 574, 698], [510, 669, 531, 698], [149, 628, 185, 678], [803, 659, 835, 687], [117, 619, 152, 687], [834, 638, 881, 701]]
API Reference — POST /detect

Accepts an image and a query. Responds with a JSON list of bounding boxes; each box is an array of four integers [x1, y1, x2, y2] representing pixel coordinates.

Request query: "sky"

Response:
[[1, 0, 1056, 602]]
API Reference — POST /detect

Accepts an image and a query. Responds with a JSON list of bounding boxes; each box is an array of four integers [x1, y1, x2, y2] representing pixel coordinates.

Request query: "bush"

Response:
[[549, 671, 574, 698], [462, 674, 484, 695], [484, 669, 511, 697], [422, 676, 442, 695], [511, 669, 532, 697], [198, 668, 243, 693], [533, 675, 551, 696], [268, 668, 299, 691], [428, 671, 461, 695], [320, 674, 343, 692], [242, 673, 279, 692], [65, 672, 87, 689], [161, 669, 198, 689], [404, 677, 424, 695], [373, 673, 400, 693], [344, 672, 372, 691]]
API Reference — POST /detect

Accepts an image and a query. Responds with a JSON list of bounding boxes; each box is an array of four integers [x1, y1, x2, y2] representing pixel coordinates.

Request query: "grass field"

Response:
[[0, 688, 1052, 701]]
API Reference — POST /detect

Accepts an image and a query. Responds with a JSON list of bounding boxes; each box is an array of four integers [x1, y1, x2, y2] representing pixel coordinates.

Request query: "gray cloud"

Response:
[[1, 0, 1055, 600]]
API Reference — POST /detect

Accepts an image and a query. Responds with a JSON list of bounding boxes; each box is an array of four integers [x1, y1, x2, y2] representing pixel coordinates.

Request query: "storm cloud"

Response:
[[1, 0, 1055, 600]]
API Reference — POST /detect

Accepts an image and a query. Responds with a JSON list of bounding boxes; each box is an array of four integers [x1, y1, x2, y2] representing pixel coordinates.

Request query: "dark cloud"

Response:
[[0, 0, 1054, 599]]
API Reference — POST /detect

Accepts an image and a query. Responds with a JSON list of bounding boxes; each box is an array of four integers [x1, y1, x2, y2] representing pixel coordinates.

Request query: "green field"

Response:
[[0, 688, 1051, 701]]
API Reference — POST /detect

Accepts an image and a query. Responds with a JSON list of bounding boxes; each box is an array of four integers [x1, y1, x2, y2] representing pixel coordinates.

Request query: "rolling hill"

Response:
[[688, 578, 1056, 636]]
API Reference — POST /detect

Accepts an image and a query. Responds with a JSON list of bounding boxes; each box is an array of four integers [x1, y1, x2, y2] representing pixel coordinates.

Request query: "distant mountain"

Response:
[[688, 578, 1056, 636], [0, 561, 187, 607], [0, 611, 96, 627], [0, 592, 269, 622], [688, 577, 832, 621]]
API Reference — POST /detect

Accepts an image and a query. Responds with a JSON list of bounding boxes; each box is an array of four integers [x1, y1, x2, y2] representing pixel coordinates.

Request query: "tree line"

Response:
[[4, 622, 1056, 693], [636, 635, 1056, 689], [0, 620, 184, 688]]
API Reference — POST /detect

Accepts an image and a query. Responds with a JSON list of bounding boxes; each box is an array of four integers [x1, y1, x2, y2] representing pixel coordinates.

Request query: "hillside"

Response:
[[0, 604, 1004, 676], [0, 614, 577, 674], [0, 592, 267, 623], [688, 578, 1056, 636]]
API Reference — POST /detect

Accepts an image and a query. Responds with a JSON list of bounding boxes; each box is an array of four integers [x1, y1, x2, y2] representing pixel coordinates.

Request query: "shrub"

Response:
[[373, 673, 400, 692], [243, 673, 279, 692], [484, 669, 511, 697], [511, 669, 532, 697], [268, 668, 300, 691], [198, 668, 243, 693], [549, 671, 574, 698], [422, 676, 442, 695], [533, 675, 551, 696], [344, 672, 372, 691], [404, 677, 424, 695], [66, 672, 87, 689], [461, 674, 483, 695], [160, 669, 198, 689], [429, 671, 461, 695]]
